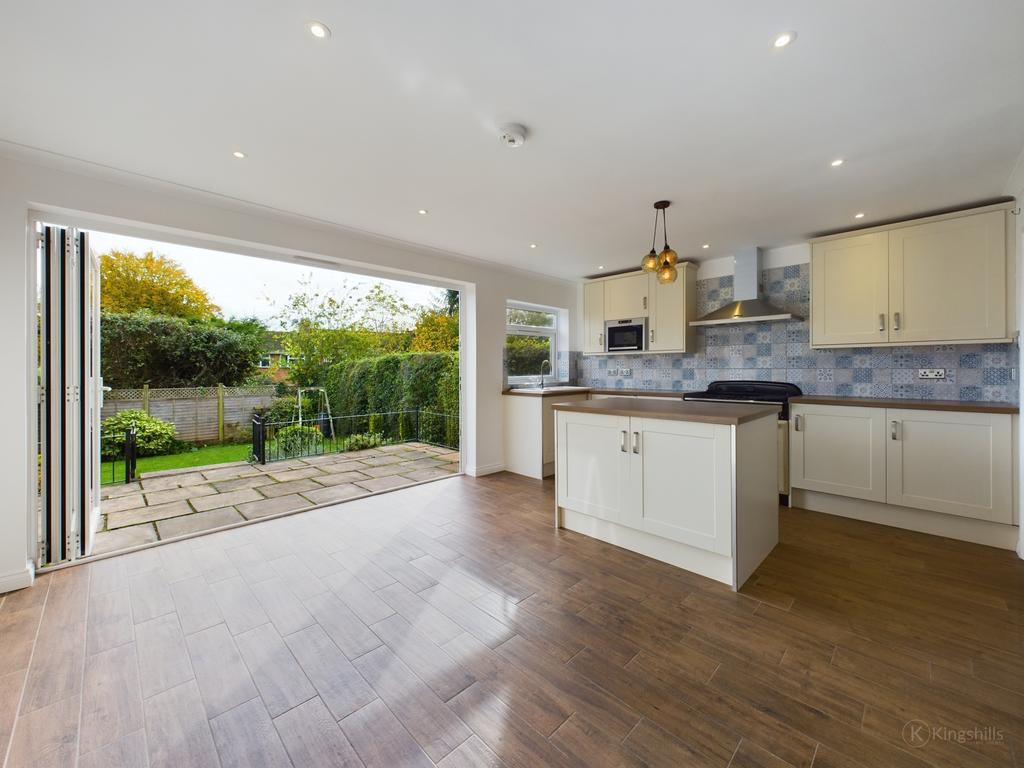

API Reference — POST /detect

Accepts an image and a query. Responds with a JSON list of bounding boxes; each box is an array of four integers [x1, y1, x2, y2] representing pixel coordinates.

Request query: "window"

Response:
[[258, 356, 272, 368], [506, 304, 557, 383]]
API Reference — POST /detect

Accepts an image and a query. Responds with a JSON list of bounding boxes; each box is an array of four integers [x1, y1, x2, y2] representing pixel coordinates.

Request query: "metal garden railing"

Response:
[[251, 409, 459, 465]]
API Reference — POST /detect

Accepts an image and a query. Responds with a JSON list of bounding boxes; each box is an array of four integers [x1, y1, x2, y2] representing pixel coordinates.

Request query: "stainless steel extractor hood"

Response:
[[690, 246, 801, 326]]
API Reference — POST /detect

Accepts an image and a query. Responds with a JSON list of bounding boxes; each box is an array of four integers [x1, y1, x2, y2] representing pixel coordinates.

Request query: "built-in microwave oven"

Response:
[[604, 318, 647, 352]]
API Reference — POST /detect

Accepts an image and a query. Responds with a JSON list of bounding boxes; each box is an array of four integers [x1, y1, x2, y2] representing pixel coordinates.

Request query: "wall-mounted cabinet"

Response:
[[810, 205, 1014, 348], [790, 403, 1013, 524], [582, 265, 696, 355]]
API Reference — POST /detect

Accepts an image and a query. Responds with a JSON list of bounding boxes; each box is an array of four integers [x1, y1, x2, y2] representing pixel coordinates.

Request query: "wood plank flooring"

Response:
[[1, 472, 1022, 767]]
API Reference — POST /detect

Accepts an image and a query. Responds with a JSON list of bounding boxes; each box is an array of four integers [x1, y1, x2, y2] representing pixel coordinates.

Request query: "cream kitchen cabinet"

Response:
[[789, 404, 887, 502], [604, 272, 649, 321], [790, 403, 1013, 524], [810, 232, 889, 347], [810, 205, 1013, 348], [648, 263, 696, 352], [886, 408, 1012, 523], [583, 281, 606, 354], [582, 266, 696, 355], [555, 399, 779, 588]]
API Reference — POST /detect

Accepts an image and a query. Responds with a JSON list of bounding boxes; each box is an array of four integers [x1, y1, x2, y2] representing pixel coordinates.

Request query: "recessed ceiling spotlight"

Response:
[[830, 158, 844, 167], [307, 21, 331, 39], [702, 243, 710, 249], [773, 31, 796, 48], [417, 209, 428, 215], [598, 265, 605, 270], [529, 243, 538, 249], [232, 150, 246, 159], [854, 212, 865, 219]]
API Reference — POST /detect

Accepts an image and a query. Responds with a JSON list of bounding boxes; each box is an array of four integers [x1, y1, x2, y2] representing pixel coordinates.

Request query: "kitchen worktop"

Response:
[[790, 395, 1018, 415], [550, 396, 780, 425], [502, 386, 687, 398]]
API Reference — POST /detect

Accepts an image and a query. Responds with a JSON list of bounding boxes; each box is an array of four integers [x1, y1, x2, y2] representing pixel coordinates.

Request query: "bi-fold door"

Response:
[[37, 223, 102, 565]]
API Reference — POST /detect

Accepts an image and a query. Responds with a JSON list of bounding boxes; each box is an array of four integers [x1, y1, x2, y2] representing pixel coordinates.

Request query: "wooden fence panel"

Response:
[[101, 386, 276, 444]]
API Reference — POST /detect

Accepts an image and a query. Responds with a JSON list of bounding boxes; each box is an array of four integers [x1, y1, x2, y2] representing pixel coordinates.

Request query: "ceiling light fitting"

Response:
[[854, 212, 865, 219], [417, 209, 428, 215], [232, 150, 246, 159], [529, 243, 538, 249], [308, 21, 331, 39], [773, 31, 796, 48], [830, 158, 844, 167], [640, 200, 679, 284]]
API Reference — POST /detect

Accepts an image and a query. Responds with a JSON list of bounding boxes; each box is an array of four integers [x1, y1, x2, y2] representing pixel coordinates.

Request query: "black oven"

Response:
[[604, 318, 647, 352]]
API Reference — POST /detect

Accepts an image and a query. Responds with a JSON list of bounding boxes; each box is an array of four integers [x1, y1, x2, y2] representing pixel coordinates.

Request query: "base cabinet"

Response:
[[791, 404, 1013, 524], [557, 412, 733, 555]]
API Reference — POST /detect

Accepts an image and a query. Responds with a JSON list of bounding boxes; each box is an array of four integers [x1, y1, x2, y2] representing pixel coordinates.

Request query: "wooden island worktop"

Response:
[[552, 397, 780, 589]]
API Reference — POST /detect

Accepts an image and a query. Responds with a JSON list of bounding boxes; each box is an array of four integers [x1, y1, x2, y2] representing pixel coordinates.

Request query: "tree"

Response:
[[101, 311, 263, 387], [100, 250, 219, 320], [411, 311, 459, 352]]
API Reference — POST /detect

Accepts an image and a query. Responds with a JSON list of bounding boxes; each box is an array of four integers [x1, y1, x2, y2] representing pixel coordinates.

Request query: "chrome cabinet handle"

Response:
[[890, 420, 899, 440], [598, 333, 603, 347], [642, 296, 648, 310], [893, 312, 901, 331], [649, 328, 654, 343], [632, 431, 640, 454], [878, 313, 885, 332], [620, 430, 627, 452], [794, 415, 802, 432]]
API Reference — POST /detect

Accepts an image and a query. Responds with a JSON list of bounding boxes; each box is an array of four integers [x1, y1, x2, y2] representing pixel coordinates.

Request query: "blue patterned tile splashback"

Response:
[[575, 263, 1019, 403]]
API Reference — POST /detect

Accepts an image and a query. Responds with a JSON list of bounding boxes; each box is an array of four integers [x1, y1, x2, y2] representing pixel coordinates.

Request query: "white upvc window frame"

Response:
[[505, 302, 557, 385]]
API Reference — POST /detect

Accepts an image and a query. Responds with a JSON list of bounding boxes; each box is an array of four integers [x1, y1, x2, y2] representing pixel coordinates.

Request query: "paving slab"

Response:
[[144, 484, 218, 506], [140, 472, 209, 491], [236, 494, 312, 520], [156, 507, 245, 539], [201, 466, 260, 482], [101, 494, 146, 514], [398, 458, 445, 470], [211, 475, 278, 493], [91, 524, 158, 554], [401, 467, 457, 482], [259, 478, 323, 498], [358, 464, 411, 479], [101, 482, 144, 499], [313, 470, 372, 487], [359, 455, 404, 467], [107, 500, 194, 529], [436, 452, 460, 462], [266, 466, 325, 483], [191, 487, 264, 512], [301, 484, 371, 505], [353, 475, 416, 493]]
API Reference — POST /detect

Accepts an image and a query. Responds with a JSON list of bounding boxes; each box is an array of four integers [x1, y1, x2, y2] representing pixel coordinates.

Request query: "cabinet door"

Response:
[[886, 409, 1012, 523], [604, 273, 649, 320], [789, 404, 886, 502], [889, 210, 1007, 343], [556, 410, 631, 523], [811, 233, 889, 346], [648, 267, 696, 352], [628, 417, 732, 555], [583, 281, 606, 354]]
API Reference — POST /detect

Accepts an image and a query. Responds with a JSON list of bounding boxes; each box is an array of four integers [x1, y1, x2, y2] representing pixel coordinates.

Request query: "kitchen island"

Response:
[[552, 397, 780, 589]]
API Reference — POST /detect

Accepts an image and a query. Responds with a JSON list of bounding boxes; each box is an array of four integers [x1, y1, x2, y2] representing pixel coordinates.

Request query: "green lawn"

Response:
[[102, 442, 252, 486]]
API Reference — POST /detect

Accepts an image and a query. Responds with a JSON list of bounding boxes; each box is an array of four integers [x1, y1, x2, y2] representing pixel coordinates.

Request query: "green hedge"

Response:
[[324, 352, 459, 447]]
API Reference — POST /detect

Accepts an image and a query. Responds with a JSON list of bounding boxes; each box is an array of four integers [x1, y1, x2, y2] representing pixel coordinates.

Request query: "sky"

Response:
[[88, 230, 444, 330]]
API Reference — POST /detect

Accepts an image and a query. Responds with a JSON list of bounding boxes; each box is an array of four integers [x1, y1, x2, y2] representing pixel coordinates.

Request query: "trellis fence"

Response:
[[101, 384, 277, 443]]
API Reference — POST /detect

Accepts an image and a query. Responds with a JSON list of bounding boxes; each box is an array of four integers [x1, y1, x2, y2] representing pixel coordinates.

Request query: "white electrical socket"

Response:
[[917, 369, 946, 380], [621, 368, 632, 378]]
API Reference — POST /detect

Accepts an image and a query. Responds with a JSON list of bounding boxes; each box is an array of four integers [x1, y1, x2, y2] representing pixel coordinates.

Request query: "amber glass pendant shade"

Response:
[[641, 249, 659, 272], [656, 261, 677, 284], [659, 246, 678, 266]]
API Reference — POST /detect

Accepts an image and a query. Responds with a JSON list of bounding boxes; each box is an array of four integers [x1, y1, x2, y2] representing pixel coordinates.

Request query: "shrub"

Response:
[[261, 397, 300, 424], [101, 410, 178, 459], [345, 432, 385, 451], [275, 424, 323, 457], [101, 311, 264, 388]]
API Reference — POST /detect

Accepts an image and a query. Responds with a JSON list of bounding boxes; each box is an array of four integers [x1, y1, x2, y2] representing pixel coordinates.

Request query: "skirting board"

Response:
[[560, 508, 735, 588], [791, 489, 1019, 550], [0, 561, 34, 595], [467, 462, 505, 477]]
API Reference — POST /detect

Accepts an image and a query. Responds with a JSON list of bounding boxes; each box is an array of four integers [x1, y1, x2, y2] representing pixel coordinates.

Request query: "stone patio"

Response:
[[94, 442, 460, 555]]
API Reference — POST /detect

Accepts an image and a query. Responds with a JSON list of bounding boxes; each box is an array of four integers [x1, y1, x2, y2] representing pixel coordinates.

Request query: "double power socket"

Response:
[[608, 367, 633, 378]]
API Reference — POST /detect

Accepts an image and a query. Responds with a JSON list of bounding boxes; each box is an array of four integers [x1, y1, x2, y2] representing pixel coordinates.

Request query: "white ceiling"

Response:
[[1, 1, 1022, 279]]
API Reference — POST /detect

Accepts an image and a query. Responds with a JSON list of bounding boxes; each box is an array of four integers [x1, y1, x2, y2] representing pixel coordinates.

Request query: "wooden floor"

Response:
[[1, 473, 1022, 768]]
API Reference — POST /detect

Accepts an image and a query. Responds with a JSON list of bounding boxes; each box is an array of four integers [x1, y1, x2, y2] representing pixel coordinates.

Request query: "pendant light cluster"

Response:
[[640, 200, 679, 284]]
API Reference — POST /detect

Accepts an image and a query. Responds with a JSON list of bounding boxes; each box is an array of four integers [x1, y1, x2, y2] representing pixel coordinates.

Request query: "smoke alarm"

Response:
[[498, 123, 527, 148]]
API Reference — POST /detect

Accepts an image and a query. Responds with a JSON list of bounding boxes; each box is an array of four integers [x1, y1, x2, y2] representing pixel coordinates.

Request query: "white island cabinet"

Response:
[[553, 397, 780, 589]]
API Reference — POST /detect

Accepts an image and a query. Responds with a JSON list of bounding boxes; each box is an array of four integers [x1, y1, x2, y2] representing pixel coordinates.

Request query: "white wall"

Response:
[[0, 147, 577, 590]]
